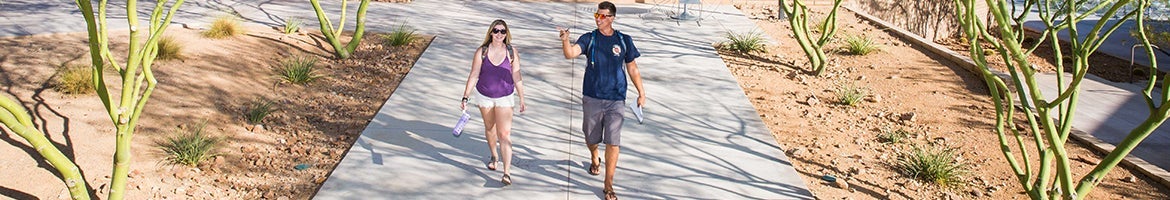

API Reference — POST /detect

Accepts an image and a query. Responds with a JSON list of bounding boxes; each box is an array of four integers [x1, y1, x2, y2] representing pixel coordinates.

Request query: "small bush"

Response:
[[155, 35, 183, 60], [836, 83, 866, 106], [382, 23, 418, 47], [244, 98, 276, 125], [878, 127, 911, 143], [203, 16, 243, 39], [843, 34, 881, 55], [1133, 20, 1170, 48], [158, 123, 221, 166], [810, 17, 826, 33], [283, 18, 302, 34], [896, 146, 968, 188], [277, 55, 322, 84], [723, 31, 767, 54], [54, 65, 94, 94]]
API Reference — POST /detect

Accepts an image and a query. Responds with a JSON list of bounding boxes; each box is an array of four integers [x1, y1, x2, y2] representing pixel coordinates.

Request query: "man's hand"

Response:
[[557, 27, 570, 42], [637, 95, 646, 108]]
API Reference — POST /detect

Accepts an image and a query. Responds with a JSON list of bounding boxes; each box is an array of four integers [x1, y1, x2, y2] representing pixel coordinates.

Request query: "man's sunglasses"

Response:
[[593, 13, 615, 19], [492, 28, 507, 34]]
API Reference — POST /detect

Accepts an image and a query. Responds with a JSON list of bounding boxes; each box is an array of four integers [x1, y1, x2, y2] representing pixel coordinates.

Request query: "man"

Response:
[[557, 1, 645, 199]]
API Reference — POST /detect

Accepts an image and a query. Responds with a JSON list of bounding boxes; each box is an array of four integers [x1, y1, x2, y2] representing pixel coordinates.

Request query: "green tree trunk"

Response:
[[953, 0, 1158, 199], [310, 0, 371, 59], [779, 0, 841, 76]]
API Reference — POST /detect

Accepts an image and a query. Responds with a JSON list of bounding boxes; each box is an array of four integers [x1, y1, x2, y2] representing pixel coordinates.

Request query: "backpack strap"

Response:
[[506, 44, 515, 61], [481, 45, 517, 62], [480, 46, 488, 60]]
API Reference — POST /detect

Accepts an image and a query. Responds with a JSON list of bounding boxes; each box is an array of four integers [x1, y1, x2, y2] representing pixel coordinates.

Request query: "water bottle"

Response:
[[453, 110, 471, 137]]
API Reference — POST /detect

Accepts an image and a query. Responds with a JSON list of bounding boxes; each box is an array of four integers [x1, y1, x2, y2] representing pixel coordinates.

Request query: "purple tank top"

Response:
[[476, 49, 515, 98]]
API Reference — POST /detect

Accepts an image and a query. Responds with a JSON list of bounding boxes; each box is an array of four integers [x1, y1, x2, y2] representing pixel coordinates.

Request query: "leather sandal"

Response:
[[603, 188, 617, 200], [588, 158, 601, 176], [487, 156, 497, 171], [501, 174, 512, 186]]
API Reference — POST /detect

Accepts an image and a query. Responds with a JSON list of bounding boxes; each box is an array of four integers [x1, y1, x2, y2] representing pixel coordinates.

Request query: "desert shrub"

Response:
[[878, 127, 911, 143], [896, 146, 968, 188], [843, 34, 880, 55], [283, 18, 302, 34], [810, 17, 826, 33], [155, 35, 183, 60], [382, 23, 418, 47], [203, 16, 243, 39], [158, 123, 221, 166], [244, 98, 275, 125], [723, 31, 767, 54], [277, 55, 322, 84], [836, 83, 866, 106], [54, 64, 94, 94]]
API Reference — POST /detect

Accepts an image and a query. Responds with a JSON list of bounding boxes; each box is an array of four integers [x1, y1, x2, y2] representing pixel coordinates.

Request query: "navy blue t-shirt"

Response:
[[576, 30, 641, 100]]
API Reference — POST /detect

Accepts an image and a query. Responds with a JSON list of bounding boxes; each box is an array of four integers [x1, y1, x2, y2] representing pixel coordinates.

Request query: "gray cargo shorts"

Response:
[[582, 96, 624, 146]]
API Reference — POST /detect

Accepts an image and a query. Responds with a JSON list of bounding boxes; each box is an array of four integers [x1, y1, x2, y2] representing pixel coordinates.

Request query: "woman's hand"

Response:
[[518, 99, 527, 113], [461, 97, 468, 111]]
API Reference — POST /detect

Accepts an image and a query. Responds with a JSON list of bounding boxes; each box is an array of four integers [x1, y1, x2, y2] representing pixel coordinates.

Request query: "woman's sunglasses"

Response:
[[593, 13, 615, 20], [492, 28, 507, 34]]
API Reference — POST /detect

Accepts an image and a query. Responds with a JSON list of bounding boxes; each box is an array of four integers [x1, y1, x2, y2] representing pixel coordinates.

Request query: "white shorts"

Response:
[[473, 88, 515, 108]]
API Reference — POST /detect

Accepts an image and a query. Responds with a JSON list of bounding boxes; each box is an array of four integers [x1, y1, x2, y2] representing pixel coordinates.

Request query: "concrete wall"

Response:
[[846, 0, 986, 42]]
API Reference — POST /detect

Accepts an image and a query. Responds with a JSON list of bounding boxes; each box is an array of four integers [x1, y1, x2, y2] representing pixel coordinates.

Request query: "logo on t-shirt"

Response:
[[612, 44, 622, 56]]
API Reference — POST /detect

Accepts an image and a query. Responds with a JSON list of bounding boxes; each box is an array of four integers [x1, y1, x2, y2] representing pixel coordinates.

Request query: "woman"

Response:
[[461, 19, 526, 186]]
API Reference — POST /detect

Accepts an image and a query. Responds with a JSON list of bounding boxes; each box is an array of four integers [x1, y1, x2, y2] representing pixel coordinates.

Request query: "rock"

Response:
[[129, 170, 142, 179], [888, 75, 899, 79], [865, 94, 882, 103], [241, 146, 257, 153], [900, 112, 917, 122], [970, 190, 984, 197], [834, 179, 849, 189], [807, 96, 820, 106], [1123, 176, 1137, 183]]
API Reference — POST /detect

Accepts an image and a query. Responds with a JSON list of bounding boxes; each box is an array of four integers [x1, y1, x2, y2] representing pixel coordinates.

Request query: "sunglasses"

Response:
[[492, 28, 507, 34], [593, 13, 615, 20]]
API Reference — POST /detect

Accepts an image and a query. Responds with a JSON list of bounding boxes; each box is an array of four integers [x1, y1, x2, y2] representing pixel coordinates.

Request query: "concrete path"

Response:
[[307, 1, 812, 199]]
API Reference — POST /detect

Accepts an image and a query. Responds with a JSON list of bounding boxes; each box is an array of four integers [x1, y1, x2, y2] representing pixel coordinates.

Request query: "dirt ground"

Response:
[[0, 25, 431, 199], [725, 2, 1170, 199]]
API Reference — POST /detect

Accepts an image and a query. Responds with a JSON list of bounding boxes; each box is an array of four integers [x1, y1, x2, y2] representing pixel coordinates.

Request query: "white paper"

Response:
[[628, 102, 643, 124]]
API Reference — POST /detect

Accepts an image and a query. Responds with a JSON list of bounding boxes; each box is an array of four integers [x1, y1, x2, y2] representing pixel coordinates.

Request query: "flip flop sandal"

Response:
[[589, 158, 601, 176], [487, 156, 498, 171], [603, 188, 618, 200], [501, 174, 512, 186]]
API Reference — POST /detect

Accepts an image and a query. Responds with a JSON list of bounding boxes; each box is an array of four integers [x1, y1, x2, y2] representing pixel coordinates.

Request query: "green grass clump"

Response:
[[54, 65, 94, 94], [382, 23, 418, 47], [155, 35, 183, 60], [843, 34, 881, 55], [723, 31, 767, 54], [878, 127, 911, 143], [836, 83, 867, 106], [203, 16, 243, 39], [244, 98, 276, 125], [277, 55, 322, 85], [158, 123, 221, 166], [283, 18, 302, 34], [896, 146, 968, 188]]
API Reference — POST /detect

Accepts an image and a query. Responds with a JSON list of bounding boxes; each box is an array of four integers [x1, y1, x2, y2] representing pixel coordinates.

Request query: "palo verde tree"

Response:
[[309, 0, 371, 59], [779, 0, 842, 75], [0, 0, 185, 199], [955, 0, 1160, 198]]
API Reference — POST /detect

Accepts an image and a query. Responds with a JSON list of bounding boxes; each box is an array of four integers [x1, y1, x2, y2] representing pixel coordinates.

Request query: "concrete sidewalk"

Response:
[[305, 1, 813, 199]]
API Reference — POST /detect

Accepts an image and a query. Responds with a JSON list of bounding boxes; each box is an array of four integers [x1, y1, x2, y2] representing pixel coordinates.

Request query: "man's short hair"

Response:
[[599, 1, 617, 16]]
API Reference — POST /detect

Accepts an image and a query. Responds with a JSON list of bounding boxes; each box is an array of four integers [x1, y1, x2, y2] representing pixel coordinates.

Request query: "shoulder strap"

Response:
[[506, 44, 515, 60], [480, 46, 488, 60]]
